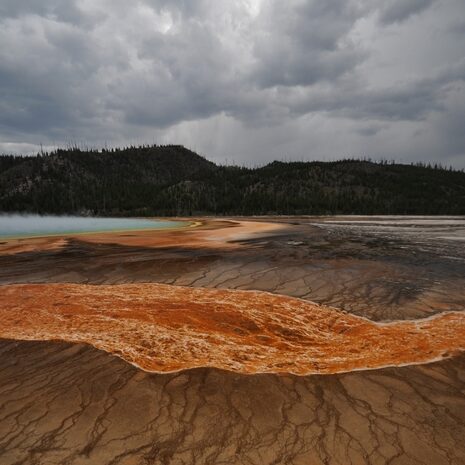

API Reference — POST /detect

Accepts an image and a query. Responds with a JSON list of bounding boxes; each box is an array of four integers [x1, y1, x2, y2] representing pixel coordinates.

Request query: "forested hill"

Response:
[[1, 145, 464, 216]]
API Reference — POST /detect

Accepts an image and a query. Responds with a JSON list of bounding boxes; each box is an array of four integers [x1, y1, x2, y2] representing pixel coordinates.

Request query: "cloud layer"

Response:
[[1, 0, 464, 166]]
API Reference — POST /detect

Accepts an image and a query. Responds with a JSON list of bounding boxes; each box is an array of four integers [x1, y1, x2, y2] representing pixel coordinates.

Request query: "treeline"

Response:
[[1, 145, 464, 215]]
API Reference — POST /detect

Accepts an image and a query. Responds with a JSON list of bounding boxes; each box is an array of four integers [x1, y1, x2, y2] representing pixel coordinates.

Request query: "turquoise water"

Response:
[[0, 214, 184, 239]]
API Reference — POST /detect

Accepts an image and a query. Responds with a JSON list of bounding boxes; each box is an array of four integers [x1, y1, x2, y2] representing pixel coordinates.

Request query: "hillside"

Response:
[[1, 145, 464, 215]]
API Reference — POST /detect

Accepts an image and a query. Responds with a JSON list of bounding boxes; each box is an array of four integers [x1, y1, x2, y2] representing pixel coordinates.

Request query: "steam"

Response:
[[0, 214, 176, 238]]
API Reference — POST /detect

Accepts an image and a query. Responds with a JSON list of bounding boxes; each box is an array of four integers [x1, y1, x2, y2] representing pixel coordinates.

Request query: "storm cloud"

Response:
[[0, 0, 464, 166]]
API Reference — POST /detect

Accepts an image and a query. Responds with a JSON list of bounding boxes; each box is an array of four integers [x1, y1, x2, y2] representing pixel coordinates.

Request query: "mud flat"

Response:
[[1, 217, 465, 464], [1, 340, 464, 465]]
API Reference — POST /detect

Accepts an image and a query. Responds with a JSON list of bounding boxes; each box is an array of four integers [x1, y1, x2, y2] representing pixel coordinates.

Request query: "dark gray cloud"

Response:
[[0, 0, 98, 27], [378, 0, 436, 25], [0, 0, 464, 167], [250, 1, 367, 88], [288, 60, 465, 122]]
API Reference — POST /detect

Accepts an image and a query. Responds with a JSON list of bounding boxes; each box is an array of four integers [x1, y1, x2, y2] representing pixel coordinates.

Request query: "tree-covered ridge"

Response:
[[1, 145, 464, 215]]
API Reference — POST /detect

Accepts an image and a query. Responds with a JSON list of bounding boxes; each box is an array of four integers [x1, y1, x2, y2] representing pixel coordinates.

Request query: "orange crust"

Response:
[[0, 219, 284, 255], [1, 283, 464, 375]]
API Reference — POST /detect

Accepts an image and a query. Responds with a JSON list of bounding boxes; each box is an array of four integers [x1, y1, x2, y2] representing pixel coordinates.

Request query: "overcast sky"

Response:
[[1, 0, 464, 167]]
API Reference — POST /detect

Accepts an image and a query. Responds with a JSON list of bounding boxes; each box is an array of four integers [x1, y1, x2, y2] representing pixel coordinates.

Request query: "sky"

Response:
[[1, 0, 464, 167]]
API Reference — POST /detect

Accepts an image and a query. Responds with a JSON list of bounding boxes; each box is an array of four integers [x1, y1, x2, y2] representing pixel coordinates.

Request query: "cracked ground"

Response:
[[0, 217, 464, 464]]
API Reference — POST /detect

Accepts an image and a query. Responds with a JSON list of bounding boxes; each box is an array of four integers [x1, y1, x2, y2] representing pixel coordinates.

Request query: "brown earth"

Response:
[[1, 218, 463, 321], [1, 217, 465, 464], [1, 340, 465, 465]]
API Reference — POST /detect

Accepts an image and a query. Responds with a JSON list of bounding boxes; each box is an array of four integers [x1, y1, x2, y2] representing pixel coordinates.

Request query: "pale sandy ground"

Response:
[[1, 217, 465, 464]]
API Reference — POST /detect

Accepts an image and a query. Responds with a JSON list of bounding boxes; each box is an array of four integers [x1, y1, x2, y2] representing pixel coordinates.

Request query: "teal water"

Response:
[[0, 214, 184, 239]]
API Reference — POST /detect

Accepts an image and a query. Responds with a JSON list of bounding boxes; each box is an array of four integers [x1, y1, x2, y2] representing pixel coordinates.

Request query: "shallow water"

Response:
[[0, 214, 183, 238], [310, 216, 465, 252]]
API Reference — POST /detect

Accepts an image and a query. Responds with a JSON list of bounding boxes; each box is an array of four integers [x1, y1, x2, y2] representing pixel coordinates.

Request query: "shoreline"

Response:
[[0, 218, 283, 255], [0, 217, 194, 241]]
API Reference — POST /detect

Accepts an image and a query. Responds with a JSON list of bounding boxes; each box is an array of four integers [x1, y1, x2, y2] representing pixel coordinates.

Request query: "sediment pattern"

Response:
[[1, 283, 464, 375], [1, 218, 465, 464], [2, 218, 464, 322], [0, 219, 282, 255], [1, 340, 465, 465]]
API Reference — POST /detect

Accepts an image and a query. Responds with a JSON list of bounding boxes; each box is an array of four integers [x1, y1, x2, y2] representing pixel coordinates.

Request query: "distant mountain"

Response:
[[1, 145, 464, 215]]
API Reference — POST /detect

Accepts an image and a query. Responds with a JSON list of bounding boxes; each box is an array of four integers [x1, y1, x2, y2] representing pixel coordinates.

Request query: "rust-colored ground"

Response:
[[1, 282, 464, 375], [1, 217, 465, 464], [0, 219, 283, 255]]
